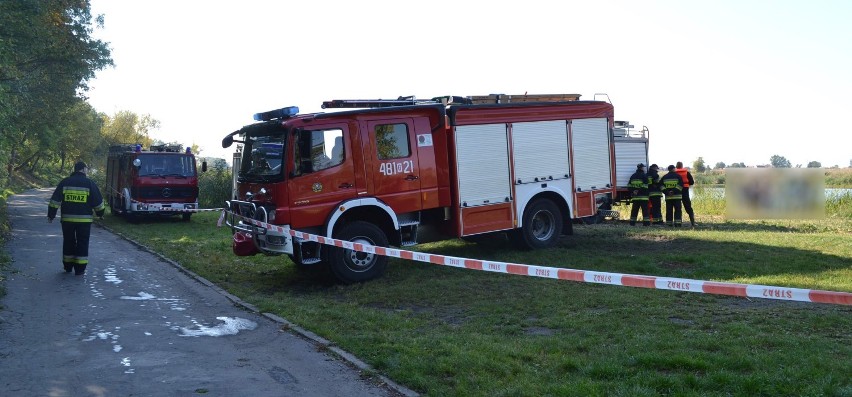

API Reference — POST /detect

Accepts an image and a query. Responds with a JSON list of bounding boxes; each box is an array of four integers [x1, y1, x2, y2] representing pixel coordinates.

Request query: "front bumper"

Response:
[[224, 199, 293, 255], [129, 201, 198, 214]]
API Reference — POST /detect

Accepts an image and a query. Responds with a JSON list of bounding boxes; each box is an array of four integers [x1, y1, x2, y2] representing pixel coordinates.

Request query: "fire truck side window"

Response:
[[375, 123, 410, 160], [295, 128, 344, 173]]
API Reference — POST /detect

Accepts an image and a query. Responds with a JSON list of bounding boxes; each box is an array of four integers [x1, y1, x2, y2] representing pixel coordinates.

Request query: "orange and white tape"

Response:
[[224, 211, 852, 306]]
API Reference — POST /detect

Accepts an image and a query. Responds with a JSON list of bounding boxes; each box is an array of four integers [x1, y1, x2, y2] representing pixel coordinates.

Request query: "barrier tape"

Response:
[[223, 210, 852, 306]]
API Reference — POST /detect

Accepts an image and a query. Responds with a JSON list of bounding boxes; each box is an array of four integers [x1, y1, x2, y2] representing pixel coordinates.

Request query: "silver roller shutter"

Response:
[[512, 120, 570, 184], [455, 124, 512, 206], [571, 118, 612, 190]]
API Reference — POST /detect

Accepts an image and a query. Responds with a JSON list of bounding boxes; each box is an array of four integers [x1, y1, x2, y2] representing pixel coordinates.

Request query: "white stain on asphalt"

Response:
[[103, 265, 123, 285], [120, 292, 156, 300], [179, 317, 258, 337], [121, 357, 134, 374]]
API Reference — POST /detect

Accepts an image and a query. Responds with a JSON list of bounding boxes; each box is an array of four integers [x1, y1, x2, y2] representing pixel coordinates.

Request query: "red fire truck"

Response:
[[105, 144, 205, 221], [223, 94, 646, 283]]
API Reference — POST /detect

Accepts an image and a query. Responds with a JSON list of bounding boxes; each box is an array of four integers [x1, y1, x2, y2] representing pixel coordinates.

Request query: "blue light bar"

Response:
[[253, 106, 299, 121]]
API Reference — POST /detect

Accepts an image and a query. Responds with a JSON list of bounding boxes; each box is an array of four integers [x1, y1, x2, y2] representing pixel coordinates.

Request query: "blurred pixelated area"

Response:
[[726, 169, 825, 219]]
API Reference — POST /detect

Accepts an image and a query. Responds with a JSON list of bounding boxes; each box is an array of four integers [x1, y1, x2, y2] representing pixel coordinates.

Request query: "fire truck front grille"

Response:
[[133, 187, 197, 200]]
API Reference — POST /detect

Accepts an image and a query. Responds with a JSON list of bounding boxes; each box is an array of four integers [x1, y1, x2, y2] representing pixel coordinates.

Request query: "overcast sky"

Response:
[[87, 0, 852, 168]]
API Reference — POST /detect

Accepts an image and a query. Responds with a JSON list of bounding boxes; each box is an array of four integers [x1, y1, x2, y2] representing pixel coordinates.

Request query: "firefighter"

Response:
[[647, 164, 663, 225], [661, 165, 685, 226], [675, 161, 697, 227], [628, 163, 650, 226], [249, 149, 271, 173], [47, 161, 106, 275]]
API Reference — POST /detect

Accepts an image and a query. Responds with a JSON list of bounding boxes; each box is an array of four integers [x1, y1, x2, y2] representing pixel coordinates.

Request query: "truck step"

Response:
[[300, 257, 323, 265], [400, 240, 417, 247]]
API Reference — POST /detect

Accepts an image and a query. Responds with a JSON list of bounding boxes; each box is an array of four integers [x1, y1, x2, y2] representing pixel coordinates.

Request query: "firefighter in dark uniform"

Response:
[[628, 163, 650, 226], [661, 165, 685, 227], [647, 164, 663, 225], [675, 161, 696, 227], [48, 161, 106, 275]]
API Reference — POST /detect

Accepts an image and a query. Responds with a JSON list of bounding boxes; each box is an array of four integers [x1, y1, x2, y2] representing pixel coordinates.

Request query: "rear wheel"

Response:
[[110, 195, 124, 217], [513, 199, 563, 250], [327, 221, 388, 284]]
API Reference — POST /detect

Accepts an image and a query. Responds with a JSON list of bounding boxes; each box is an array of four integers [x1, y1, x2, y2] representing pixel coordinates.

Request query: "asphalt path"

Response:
[[0, 189, 409, 397]]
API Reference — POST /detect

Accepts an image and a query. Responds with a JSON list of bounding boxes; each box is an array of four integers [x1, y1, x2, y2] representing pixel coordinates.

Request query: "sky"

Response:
[[86, 0, 852, 168]]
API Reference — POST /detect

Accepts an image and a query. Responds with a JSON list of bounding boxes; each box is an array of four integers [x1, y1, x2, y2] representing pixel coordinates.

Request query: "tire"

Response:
[[110, 195, 123, 217], [513, 199, 563, 250], [182, 213, 191, 221], [327, 221, 389, 284]]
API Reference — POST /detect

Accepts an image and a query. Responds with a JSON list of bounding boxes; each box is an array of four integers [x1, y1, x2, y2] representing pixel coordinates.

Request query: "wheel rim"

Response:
[[344, 236, 376, 272], [531, 210, 556, 241]]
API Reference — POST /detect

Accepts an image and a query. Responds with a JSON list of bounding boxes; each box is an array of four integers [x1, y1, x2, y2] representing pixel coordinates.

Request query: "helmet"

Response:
[[650, 164, 658, 169], [637, 163, 645, 168]]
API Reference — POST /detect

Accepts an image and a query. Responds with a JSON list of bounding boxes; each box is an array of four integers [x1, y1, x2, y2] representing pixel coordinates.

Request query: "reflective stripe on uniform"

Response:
[[61, 214, 94, 222]]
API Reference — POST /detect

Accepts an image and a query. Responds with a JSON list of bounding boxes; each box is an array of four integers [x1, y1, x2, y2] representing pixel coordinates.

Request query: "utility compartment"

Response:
[[454, 123, 514, 235]]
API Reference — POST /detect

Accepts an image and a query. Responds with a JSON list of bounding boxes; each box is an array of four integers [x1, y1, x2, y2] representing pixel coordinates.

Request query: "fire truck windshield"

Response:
[[240, 135, 285, 182], [137, 154, 196, 177]]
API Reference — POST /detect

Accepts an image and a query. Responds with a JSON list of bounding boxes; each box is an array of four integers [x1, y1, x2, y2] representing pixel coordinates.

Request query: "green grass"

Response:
[[97, 209, 852, 397]]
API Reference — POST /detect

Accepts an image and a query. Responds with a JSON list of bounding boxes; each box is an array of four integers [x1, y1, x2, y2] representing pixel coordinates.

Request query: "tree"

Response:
[[714, 162, 726, 170], [729, 162, 746, 168], [806, 161, 821, 168], [770, 155, 792, 168], [101, 111, 158, 148], [0, 0, 112, 183], [692, 157, 707, 173]]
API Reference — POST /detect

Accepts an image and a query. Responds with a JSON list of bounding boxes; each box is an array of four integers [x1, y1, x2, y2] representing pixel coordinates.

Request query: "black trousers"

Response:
[[666, 199, 683, 226], [649, 195, 663, 223], [61, 222, 91, 273], [682, 187, 694, 217], [630, 200, 649, 225]]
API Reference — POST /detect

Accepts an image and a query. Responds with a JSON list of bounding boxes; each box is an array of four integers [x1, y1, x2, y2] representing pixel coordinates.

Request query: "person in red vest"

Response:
[[675, 161, 696, 227]]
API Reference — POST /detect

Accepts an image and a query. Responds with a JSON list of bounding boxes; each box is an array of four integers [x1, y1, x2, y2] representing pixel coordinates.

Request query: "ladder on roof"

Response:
[[320, 93, 584, 109]]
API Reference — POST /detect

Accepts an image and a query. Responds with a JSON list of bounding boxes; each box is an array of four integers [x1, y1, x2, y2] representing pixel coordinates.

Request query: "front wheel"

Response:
[[327, 221, 389, 284], [513, 199, 563, 250]]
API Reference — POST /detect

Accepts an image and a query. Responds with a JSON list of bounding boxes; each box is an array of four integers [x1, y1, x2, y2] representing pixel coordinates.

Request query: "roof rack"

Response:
[[110, 144, 185, 153], [320, 94, 583, 109], [467, 93, 582, 104], [149, 144, 183, 152], [320, 96, 441, 109]]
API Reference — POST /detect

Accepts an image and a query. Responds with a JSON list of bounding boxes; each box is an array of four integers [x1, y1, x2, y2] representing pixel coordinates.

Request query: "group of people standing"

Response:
[[627, 161, 696, 227]]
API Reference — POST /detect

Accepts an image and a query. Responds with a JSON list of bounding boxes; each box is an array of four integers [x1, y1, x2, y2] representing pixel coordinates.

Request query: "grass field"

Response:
[[96, 197, 852, 397]]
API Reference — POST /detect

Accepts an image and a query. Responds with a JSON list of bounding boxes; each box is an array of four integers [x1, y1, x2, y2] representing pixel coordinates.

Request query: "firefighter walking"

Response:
[[661, 165, 685, 227], [628, 163, 650, 226], [47, 161, 106, 275]]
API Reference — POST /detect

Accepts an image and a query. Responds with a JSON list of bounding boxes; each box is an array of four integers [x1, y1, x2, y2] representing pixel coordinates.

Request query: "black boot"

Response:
[[74, 264, 87, 275], [63, 263, 73, 273]]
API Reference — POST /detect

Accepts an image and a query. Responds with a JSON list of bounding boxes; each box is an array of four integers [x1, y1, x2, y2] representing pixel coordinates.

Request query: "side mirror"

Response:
[[201, 161, 208, 172], [222, 135, 233, 148]]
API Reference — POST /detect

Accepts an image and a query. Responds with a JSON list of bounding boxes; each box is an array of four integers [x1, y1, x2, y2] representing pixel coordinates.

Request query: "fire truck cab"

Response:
[[223, 94, 636, 283]]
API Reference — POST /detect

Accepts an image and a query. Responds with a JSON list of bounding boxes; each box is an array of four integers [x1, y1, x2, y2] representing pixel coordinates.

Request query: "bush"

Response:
[[198, 167, 232, 209]]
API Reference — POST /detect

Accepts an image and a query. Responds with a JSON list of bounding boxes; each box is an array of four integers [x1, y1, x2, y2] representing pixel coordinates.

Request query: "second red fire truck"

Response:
[[223, 94, 647, 283], [106, 144, 205, 221]]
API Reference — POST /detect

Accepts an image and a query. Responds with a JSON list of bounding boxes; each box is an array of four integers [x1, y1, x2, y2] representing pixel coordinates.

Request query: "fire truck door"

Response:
[[364, 119, 422, 214], [287, 126, 358, 229]]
